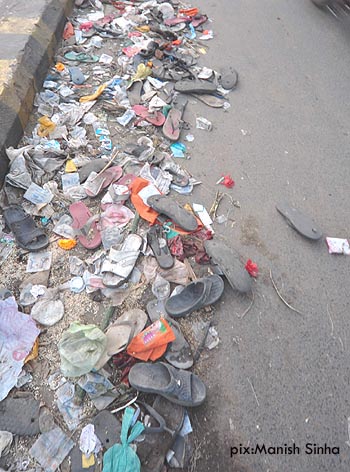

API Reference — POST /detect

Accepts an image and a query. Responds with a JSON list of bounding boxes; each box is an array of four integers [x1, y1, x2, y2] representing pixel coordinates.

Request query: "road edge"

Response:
[[0, 0, 74, 187]]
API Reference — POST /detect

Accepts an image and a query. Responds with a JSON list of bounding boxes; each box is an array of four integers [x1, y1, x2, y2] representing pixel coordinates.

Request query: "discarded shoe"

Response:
[[276, 201, 322, 240], [147, 225, 174, 269], [4, 205, 49, 252], [69, 202, 101, 249], [165, 275, 224, 318], [147, 195, 198, 232], [129, 362, 206, 407], [204, 239, 252, 293]]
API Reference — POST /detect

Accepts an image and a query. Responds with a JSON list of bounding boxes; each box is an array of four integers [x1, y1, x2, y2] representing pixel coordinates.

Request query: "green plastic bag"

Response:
[[102, 407, 144, 472], [58, 322, 107, 377]]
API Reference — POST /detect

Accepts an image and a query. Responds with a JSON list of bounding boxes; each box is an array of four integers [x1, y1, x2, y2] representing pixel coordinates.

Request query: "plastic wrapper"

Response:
[[29, 427, 74, 472], [0, 297, 40, 401], [58, 322, 107, 377]]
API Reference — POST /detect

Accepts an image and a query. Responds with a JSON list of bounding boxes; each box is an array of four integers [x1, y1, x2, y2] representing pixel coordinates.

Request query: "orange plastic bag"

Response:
[[179, 7, 199, 16], [127, 318, 175, 361], [129, 177, 160, 225]]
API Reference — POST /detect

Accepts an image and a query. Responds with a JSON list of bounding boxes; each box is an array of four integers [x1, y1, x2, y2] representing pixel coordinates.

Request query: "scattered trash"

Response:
[[0, 0, 273, 469], [29, 427, 74, 472], [0, 431, 13, 457], [196, 116, 212, 131], [0, 297, 40, 401], [326, 237, 350, 255], [217, 174, 235, 188], [58, 322, 107, 377], [102, 407, 144, 472], [170, 142, 187, 158], [26, 251, 52, 273], [245, 259, 259, 277]]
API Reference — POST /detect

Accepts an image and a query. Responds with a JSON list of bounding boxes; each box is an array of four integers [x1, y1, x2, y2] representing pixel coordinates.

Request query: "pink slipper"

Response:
[[132, 105, 166, 127], [69, 202, 102, 249]]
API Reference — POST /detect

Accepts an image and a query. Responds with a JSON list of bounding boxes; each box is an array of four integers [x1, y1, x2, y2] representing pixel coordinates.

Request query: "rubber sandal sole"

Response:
[[69, 202, 101, 249], [204, 239, 252, 293], [137, 396, 185, 472], [147, 195, 198, 232], [147, 226, 174, 269], [3, 205, 49, 252], [174, 79, 217, 95], [92, 410, 121, 449], [220, 66, 238, 90], [276, 201, 322, 240], [165, 278, 212, 318], [128, 362, 206, 407]]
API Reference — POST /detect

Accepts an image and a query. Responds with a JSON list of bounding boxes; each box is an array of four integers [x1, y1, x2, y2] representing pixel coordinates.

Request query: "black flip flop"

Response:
[[174, 79, 217, 95], [92, 410, 121, 449], [137, 396, 185, 472], [147, 195, 198, 232], [165, 275, 224, 318], [219, 66, 238, 90], [276, 201, 322, 240], [129, 362, 206, 407], [4, 205, 49, 252], [147, 225, 174, 269], [204, 239, 252, 293]]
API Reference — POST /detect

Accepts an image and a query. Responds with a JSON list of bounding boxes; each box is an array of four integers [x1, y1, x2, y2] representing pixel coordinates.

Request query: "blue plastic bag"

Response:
[[102, 407, 144, 472]]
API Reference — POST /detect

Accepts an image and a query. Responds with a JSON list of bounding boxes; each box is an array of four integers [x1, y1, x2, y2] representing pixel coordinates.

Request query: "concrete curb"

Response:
[[0, 0, 74, 186]]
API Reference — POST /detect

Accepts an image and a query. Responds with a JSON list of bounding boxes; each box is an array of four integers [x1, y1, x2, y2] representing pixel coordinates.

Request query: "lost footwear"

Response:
[[174, 79, 217, 95], [132, 105, 166, 126], [165, 275, 224, 318], [219, 66, 238, 90], [94, 309, 148, 369], [93, 410, 121, 449], [4, 205, 49, 252], [276, 201, 322, 240], [204, 239, 252, 293], [129, 362, 206, 407], [147, 225, 174, 269], [69, 202, 101, 249], [101, 234, 143, 287], [147, 195, 198, 232], [137, 396, 185, 472], [164, 320, 193, 370], [162, 94, 188, 141]]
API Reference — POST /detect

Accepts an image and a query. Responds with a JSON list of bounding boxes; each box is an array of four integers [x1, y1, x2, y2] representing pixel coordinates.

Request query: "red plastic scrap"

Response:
[[220, 174, 235, 188], [80, 21, 94, 32], [63, 22, 74, 40], [245, 259, 258, 277], [179, 7, 199, 16]]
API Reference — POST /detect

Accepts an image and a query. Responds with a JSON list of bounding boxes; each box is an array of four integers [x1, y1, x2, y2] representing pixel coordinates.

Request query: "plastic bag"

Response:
[[102, 407, 144, 472], [58, 322, 107, 377]]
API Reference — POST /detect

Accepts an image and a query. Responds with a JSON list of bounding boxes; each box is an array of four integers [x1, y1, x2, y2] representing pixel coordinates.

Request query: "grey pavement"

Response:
[[184, 0, 350, 471]]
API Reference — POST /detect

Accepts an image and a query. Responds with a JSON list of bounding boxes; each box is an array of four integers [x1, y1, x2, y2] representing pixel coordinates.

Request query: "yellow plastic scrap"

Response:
[[131, 63, 152, 83], [79, 82, 107, 103], [65, 160, 77, 173], [136, 25, 150, 33], [55, 62, 65, 72], [25, 338, 39, 363], [37, 116, 56, 137], [58, 239, 77, 250], [82, 454, 95, 468]]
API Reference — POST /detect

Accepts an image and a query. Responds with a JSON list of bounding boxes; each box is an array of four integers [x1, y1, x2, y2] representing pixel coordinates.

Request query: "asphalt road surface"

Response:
[[184, 1, 350, 471]]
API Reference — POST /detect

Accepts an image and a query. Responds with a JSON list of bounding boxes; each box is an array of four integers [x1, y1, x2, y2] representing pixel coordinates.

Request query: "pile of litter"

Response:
[[0, 0, 341, 471], [0, 1, 250, 470]]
